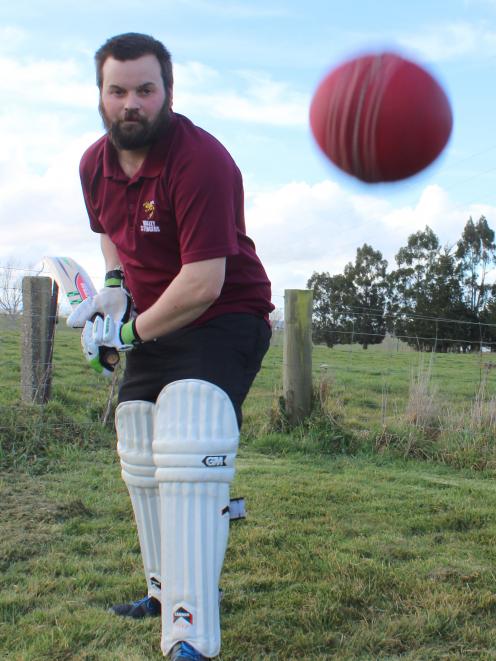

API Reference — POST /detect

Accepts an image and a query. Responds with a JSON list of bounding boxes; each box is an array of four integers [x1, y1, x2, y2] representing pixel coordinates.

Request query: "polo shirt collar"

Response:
[[102, 112, 178, 181]]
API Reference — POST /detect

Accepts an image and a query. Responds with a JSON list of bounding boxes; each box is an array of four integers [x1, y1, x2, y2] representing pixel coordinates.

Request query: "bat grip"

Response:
[[100, 345, 120, 370]]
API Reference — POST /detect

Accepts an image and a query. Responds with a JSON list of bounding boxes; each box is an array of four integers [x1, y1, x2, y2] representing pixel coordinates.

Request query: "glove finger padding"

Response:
[[81, 318, 114, 377], [67, 286, 132, 329], [91, 314, 134, 352], [93, 315, 119, 346], [67, 296, 97, 328], [91, 315, 105, 345]]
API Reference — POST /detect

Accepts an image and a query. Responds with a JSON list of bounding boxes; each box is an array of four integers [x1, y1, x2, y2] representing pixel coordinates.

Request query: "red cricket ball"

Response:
[[309, 52, 453, 183]]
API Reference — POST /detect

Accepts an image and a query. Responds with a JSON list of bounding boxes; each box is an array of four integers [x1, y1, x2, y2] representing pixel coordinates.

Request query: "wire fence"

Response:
[[2, 277, 496, 446]]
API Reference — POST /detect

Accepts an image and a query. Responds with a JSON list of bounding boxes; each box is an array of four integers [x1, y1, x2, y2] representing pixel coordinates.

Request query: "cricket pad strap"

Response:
[[115, 400, 161, 600], [153, 379, 239, 658]]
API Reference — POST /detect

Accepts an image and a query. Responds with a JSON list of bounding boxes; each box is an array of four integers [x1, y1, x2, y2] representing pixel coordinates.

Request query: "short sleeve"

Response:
[[170, 141, 241, 264], [79, 151, 105, 233]]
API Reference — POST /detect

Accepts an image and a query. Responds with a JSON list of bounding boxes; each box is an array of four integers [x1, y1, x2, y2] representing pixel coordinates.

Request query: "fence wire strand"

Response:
[[3, 293, 496, 440]]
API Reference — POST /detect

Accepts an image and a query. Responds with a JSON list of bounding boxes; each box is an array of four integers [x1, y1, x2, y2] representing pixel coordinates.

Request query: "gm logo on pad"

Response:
[[202, 455, 227, 467]]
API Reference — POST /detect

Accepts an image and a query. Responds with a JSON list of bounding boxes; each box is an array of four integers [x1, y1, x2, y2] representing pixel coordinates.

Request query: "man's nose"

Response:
[[124, 92, 141, 111]]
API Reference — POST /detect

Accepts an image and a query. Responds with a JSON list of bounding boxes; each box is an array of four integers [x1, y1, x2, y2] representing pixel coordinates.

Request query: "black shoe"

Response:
[[169, 641, 208, 660], [108, 595, 161, 618]]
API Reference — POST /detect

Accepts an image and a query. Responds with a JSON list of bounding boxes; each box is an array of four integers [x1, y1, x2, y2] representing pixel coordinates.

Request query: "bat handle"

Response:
[[99, 345, 120, 371]]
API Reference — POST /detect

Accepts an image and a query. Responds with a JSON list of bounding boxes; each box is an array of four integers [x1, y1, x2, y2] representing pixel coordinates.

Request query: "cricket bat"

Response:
[[43, 256, 120, 370]]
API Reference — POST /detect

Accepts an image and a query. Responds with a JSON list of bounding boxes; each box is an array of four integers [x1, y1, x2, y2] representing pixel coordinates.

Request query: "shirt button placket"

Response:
[[127, 185, 138, 225]]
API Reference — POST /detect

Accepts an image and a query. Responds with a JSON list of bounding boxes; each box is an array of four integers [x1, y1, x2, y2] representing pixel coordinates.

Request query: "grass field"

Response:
[[2, 321, 496, 659]]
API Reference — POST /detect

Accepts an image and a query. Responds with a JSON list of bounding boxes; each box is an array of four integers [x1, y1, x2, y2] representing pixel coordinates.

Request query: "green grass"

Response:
[[3, 450, 496, 660], [3, 320, 496, 658]]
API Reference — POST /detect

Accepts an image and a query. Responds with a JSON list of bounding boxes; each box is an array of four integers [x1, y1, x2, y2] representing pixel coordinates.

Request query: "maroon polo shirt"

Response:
[[79, 113, 274, 323]]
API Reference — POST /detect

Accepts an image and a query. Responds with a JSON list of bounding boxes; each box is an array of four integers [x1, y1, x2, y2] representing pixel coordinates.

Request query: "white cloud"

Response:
[[245, 180, 496, 301], [3, 157, 495, 311], [1, 132, 103, 283], [0, 26, 27, 53], [2, 43, 492, 309], [1, 110, 98, 172], [398, 21, 496, 61], [174, 63, 307, 126], [1, 55, 96, 108], [174, 61, 221, 87], [0, 51, 306, 292], [0, 53, 99, 176]]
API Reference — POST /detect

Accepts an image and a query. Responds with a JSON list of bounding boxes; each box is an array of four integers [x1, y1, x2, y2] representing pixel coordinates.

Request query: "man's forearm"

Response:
[[100, 234, 121, 272], [134, 259, 225, 342], [136, 296, 211, 342]]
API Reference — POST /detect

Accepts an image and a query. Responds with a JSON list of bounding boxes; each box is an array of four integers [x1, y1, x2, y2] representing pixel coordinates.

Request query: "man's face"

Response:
[[99, 54, 170, 150]]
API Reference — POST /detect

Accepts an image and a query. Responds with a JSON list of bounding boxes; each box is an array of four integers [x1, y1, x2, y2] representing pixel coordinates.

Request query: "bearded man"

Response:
[[68, 32, 273, 661]]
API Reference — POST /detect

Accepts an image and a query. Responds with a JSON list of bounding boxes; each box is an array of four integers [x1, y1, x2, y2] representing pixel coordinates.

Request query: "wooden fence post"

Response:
[[21, 276, 58, 404], [283, 289, 313, 425]]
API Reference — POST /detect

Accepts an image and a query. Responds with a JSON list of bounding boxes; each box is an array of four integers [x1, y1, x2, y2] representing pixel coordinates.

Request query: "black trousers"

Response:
[[118, 313, 271, 428]]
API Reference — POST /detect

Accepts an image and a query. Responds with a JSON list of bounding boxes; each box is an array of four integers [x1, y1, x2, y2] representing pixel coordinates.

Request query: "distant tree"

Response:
[[343, 244, 389, 349], [480, 286, 496, 351], [308, 245, 389, 349], [307, 271, 354, 347], [424, 247, 468, 352], [455, 216, 496, 350], [388, 227, 439, 350], [0, 261, 24, 316], [388, 226, 481, 352], [456, 216, 496, 314], [308, 217, 496, 353]]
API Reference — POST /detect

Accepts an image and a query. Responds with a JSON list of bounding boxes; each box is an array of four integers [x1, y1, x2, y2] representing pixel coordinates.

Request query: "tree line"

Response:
[[307, 216, 496, 352]]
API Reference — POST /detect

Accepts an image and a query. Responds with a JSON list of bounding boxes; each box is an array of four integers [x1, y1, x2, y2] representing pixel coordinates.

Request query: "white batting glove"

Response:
[[81, 316, 121, 376], [67, 269, 132, 329], [89, 315, 142, 352]]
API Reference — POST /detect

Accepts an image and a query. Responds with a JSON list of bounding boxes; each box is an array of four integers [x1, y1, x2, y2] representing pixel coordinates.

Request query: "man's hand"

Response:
[[81, 316, 121, 377], [90, 315, 140, 352], [67, 269, 132, 329], [81, 315, 142, 377]]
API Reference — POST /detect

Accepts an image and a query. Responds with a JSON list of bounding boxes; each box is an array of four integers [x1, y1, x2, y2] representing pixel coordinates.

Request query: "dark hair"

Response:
[[95, 33, 173, 93]]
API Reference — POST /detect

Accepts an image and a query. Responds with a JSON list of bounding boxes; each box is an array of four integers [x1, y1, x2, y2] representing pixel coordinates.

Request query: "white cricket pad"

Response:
[[115, 400, 161, 600], [153, 379, 239, 658]]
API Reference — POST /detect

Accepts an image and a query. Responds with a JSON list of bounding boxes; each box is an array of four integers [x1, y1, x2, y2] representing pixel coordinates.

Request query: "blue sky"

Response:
[[2, 0, 496, 309]]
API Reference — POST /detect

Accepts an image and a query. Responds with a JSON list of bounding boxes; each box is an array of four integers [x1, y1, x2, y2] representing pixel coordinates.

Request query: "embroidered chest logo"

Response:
[[143, 200, 156, 219], [140, 200, 160, 233]]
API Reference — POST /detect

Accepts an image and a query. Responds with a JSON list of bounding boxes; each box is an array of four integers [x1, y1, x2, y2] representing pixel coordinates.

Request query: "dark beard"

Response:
[[99, 100, 171, 150]]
